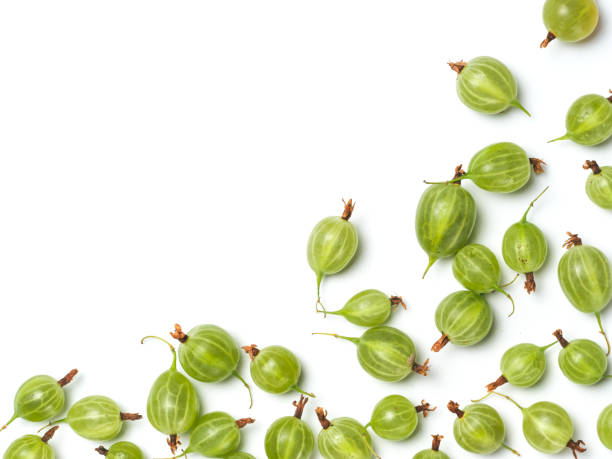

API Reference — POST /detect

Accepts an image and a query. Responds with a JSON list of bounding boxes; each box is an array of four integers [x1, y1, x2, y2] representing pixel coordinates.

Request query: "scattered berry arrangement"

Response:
[[3, 0, 612, 458]]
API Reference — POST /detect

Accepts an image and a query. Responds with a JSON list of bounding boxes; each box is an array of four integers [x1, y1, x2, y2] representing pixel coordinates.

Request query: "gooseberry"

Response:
[[549, 93, 612, 145], [553, 329, 609, 385], [598, 404, 612, 450], [313, 326, 430, 381], [584, 160, 612, 209], [316, 407, 376, 459], [541, 0, 599, 47], [413, 435, 449, 459], [242, 344, 314, 397], [431, 290, 493, 352], [95, 442, 143, 459], [1, 369, 78, 432], [170, 324, 252, 408], [317, 289, 406, 327], [502, 187, 549, 294], [449, 57, 530, 116], [225, 453, 255, 459], [264, 395, 314, 459], [3, 426, 59, 459], [416, 167, 476, 277], [366, 395, 435, 441], [558, 232, 612, 354]]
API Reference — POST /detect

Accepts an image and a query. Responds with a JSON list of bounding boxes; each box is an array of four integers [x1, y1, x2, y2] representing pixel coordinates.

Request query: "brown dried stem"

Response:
[[95, 446, 109, 456], [416, 400, 436, 417], [390, 296, 407, 311], [341, 199, 355, 220], [583, 160, 601, 175], [553, 329, 569, 348], [447, 401, 464, 419], [293, 395, 308, 419], [448, 61, 467, 74], [431, 334, 450, 352], [432, 434, 444, 452], [563, 232, 582, 249], [540, 31, 556, 48], [316, 407, 331, 429], [452, 165, 466, 184], [525, 272, 536, 294], [486, 375, 508, 392], [412, 358, 431, 376], [242, 344, 260, 360], [120, 412, 142, 421], [236, 417, 255, 428], [41, 426, 59, 443], [567, 439, 586, 458], [170, 324, 188, 343], [167, 434, 181, 455], [529, 158, 546, 174], [57, 369, 78, 387]]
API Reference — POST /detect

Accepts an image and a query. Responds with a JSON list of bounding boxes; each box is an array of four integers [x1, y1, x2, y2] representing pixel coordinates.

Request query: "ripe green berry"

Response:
[[598, 404, 612, 450], [242, 345, 314, 397], [447, 401, 516, 455], [550, 93, 612, 145], [449, 57, 530, 116], [1, 369, 77, 432], [170, 324, 252, 408], [318, 289, 406, 327], [558, 232, 612, 354], [3, 426, 58, 459], [541, 0, 599, 47], [432, 291, 493, 352], [366, 395, 435, 441], [485, 341, 557, 391], [307, 199, 358, 302], [314, 326, 430, 381], [95, 442, 143, 459], [142, 336, 199, 455], [413, 435, 449, 459], [453, 243, 516, 315], [265, 395, 314, 459], [416, 172, 477, 277], [316, 407, 375, 459], [481, 392, 585, 457], [502, 188, 549, 294], [584, 160, 612, 209], [554, 329, 609, 385]]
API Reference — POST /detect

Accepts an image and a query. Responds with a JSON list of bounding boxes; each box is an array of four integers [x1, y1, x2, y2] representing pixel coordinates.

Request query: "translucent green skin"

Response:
[[455, 57, 526, 115], [558, 244, 612, 313], [307, 216, 358, 281], [104, 442, 144, 459], [466, 142, 531, 193], [559, 95, 612, 145], [502, 221, 547, 274], [598, 404, 612, 450], [586, 166, 612, 209], [453, 404, 505, 454], [435, 291, 492, 346], [413, 450, 450, 459], [558, 338, 608, 384], [265, 415, 314, 459], [500, 343, 547, 387], [369, 395, 418, 441], [11, 375, 64, 423], [250, 345, 301, 394], [65, 396, 126, 441], [3, 435, 54, 459], [186, 412, 243, 457], [452, 244, 501, 293], [522, 402, 573, 453], [318, 417, 372, 459], [330, 289, 392, 326], [178, 324, 240, 382], [543, 0, 599, 42], [356, 326, 418, 381], [224, 453, 255, 459], [416, 184, 476, 272]]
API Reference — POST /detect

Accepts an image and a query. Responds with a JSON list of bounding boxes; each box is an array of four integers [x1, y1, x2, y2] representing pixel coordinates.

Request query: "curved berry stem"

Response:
[[141, 335, 177, 371], [493, 286, 515, 317], [292, 385, 316, 398], [595, 312, 611, 356], [232, 371, 254, 409], [521, 187, 549, 223], [500, 273, 520, 288], [476, 391, 525, 412], [548, 133, 570, 143], [540, 340, 558, 351], [311, 332, 360, 345], [422, 256, 438, 279], [0, 413, 17, 432], [501, 443, 521, 456], [510, 100, 531, 117]]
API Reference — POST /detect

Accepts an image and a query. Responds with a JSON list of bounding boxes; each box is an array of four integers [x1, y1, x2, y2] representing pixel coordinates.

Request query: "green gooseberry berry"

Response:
[[142, 335, 199, 455], [485, 341, 557, 392], [1, 369, 78, 432], [316, 407, 376, 459], [541, 0, 599, 47], [49, 395, 141, 441], [313, 326, 430, 381], [224, 453, 255, 459], [553, 329, 610, 385], [264, 395, 314, 459], [413, 435, 449, 459], [447, 401, 517, 455], [452, 243, 516, 316], [366, 395, 435, 441], [558, 232, 612, 354], [164, 412, 255, 458], [449, 57, 530, 116], [3, 426, 59, 459], [431, 291, 493, 352], [170, 323, 252, 408], [550, 93, 612, 145], [95, 441, 143, 459], [502, 188, 549, 294], [598, 404, 612, 450], [416, 171, 477, 277], [307, 199, 358, 302], [242, 344, 314, 397], [317, 289, 406, 326], [479, 392, 585, 457], [584, 160, 612, 209]]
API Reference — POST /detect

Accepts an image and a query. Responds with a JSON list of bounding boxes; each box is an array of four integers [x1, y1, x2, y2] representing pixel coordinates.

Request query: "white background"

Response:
[[1, 1, 611, 457]]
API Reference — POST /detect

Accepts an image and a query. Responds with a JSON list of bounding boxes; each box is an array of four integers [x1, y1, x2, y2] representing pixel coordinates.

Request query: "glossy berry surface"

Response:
[[368, 395, 434, 441], [181, 412, 254, 458], [551, 94, 612, 145], [3, 427, 58, 459], [555, 330, 608, 385], [322, 289, 405, 327], [265, 396, 314, 459], [598, 404, 612, 450], [491, 343, 553, 389], [448, 402, 506, 454], [584, 160, 612, 209], [316, 408, 373, 459], [224, 453, 256, 459], [413, 435, 449, 459], [95, 441, 143, 459], [542, 0, 599, 45]]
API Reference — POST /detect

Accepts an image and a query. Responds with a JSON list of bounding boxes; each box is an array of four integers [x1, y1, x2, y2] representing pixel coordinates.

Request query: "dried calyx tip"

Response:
[[293, 395, 309, 419], [236, 417, 255, 428], [120, 412, 142, 421], [390, 296, 407, 311], [583, 160, 601, 175], [432, 334, 450, 352], [452, 165, 466, 184], [341, 198, 355, 220], [170, 324, 188, 343], [448, 61, 466, 74], [447, 401, 464, 418], [416, 400, 436, 417], [524, 273, 536, 294], [315, 407, 331, 429], [529, 158, 546, 174], [412, 358, 431, 376], [540, 31, 556, 48], [167, 434, 181, 455], [242, 344, 260, 360], [41, 426, 59, 443], [95, 446, 109, 456], [553, 329, 569, 348], [563, 232, 582, 249], [486, 375, 508, 392], [567, 439, 586, 458], [432, 434, 444, 452], [57, 369, 78, 387]]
